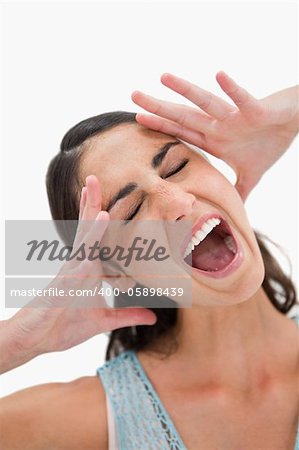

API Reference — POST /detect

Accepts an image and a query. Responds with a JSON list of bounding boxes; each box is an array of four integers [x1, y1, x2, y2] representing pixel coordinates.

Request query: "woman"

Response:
[[1, 73, 298, 449]]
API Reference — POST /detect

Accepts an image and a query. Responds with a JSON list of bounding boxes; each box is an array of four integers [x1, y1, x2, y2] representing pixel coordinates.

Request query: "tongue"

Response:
[[192, 231, 234, 271]]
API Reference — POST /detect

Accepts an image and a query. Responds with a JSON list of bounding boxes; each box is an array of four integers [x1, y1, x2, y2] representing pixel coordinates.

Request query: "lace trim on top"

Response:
[[97, 350, 186, 450]]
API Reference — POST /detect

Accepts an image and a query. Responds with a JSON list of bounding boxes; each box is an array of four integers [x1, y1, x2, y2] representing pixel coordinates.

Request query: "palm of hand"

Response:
[[132, 72, 298, 202], [201, 107, 291, 168]]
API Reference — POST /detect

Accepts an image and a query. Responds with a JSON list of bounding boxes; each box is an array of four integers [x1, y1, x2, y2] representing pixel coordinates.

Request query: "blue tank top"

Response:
[[97, 312, 299, 450]]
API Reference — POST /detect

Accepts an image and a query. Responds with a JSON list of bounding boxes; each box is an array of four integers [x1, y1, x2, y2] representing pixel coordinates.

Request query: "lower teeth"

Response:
[[224, 235, 237, 254]]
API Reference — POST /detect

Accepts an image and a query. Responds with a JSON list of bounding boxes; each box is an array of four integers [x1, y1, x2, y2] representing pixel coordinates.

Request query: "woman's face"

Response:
[[81, 123, 265, 307]]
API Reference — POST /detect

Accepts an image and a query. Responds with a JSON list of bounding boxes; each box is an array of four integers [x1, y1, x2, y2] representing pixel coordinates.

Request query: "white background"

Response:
[[0, 1, 298, 396]]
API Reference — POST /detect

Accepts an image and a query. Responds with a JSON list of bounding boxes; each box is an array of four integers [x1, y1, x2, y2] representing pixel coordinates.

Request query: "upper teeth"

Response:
[[183, 217, 221, 259]]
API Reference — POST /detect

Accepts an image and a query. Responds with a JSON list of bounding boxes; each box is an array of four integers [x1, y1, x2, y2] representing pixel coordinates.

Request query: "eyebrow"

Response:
[[151, 140, 180, 169], [106, 140, 181, 212]]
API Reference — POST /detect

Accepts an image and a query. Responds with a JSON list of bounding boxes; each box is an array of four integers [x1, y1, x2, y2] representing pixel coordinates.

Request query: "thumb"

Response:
[[105, 307, 157, 330], [235, 178, 250, 203], [235, 171, 263, 203]]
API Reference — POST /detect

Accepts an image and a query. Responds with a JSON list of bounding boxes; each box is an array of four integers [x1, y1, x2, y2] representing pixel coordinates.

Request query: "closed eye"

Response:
[[124, 159, 189, 223], [164, 158, 189, 178], [124, 202, 143, 222]]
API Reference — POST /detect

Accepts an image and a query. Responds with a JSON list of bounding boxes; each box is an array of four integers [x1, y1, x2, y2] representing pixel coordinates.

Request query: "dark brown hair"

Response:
[[46, 111, 298, 361]]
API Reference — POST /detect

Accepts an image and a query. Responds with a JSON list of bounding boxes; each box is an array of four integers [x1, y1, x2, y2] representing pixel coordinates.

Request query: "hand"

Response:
[[1, 175, 156, 374], [132, 72, 299, 202]]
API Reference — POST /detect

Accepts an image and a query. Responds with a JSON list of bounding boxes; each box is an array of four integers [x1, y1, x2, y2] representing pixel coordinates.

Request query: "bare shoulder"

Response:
[[0, 375, 108, 450]]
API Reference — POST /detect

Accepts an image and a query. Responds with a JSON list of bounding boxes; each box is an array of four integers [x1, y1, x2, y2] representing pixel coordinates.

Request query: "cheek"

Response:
[[197, 230, 265, 306], [188, 161, 237, 204], [191, 256, 265, 307]]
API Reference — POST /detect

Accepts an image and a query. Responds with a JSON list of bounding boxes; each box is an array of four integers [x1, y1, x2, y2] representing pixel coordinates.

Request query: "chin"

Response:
[[191, 249, 265, 308]]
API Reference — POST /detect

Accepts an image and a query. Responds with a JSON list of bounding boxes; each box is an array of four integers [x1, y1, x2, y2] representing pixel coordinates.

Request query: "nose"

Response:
[[151, 180, 196, 221]]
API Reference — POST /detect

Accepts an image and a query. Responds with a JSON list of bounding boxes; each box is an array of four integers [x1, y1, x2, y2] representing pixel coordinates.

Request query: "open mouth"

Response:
[[181, 215, 240, 275]]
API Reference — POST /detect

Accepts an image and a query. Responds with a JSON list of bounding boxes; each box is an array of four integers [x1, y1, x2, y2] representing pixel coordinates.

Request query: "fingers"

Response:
[[73, 176, 108, 253], [132, 90, 212, 135], [135, 113, 205, 149], [216, 71, 260, 113], [79, 187, 87, 220], [74, 201, 109, 254], [64, 209, 110, 300], [160, 73, 235, 120], [84, 208, 109, 243], [104, 307, 157, 329], [82, 175, 103, 221], [82, 180, 110, 251]]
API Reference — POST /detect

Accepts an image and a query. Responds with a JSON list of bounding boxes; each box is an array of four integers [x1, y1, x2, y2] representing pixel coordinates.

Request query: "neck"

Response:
[[176, 287, 281, 358], [149, 288, 296, 392]]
